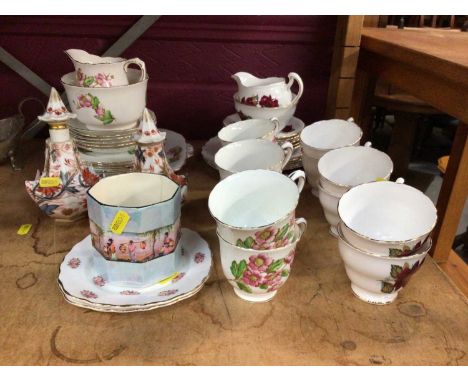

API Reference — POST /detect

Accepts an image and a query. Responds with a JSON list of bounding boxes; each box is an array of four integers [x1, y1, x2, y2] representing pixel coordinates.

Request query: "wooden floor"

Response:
[[0, 140, 467, 365]]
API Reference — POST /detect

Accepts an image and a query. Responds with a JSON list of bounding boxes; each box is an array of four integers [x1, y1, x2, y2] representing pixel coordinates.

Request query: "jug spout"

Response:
[[65, 49, 95, 64], [231, 72, 260, 88]]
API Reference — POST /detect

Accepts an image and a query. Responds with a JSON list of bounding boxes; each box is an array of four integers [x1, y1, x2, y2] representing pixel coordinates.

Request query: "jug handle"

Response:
[[270, 117, 280, 136], [18, 97, 45, 127], [288, 170, 306, 194], [280, 142, 294, 170], [124, 58, 147, 82], [287, 72, 304, 105], [295, 217, 308, 239]]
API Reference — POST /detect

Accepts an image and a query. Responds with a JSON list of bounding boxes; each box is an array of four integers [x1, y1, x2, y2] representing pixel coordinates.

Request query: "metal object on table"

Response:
[[0, 97, 44, 170]]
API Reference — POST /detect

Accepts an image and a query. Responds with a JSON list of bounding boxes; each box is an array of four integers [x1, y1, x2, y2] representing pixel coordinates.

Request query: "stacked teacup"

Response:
[[300, 118, 362, 196], [61, 49, 148, 175], [317, 142, 393, 236], [215, 118, 294, 179], [223, 72, 305, 170], [336, 180, 437, 304], [209, 169, 307, 302]]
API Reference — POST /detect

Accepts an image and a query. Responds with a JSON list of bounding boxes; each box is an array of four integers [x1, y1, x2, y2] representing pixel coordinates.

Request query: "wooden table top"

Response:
[[1, 141, 467, 365], [361, 28, 468, 87]]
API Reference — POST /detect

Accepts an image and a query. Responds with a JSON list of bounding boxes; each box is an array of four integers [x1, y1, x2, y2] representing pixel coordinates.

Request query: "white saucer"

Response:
[[201, 136, 302, 171], [222, 114, 305, 139], [58, 228, 212, 313], [77, 129, 191, 172]]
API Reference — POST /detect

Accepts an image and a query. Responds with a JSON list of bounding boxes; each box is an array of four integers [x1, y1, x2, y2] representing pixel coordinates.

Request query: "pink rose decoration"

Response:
[[254, 227, 278, 246], [67, 257, 81, 269], [247, 254, 272, 272], [242, 269, 265, 287], [78, 94, 92, 108], [80, 290, 98, 299], [93, 275, 106, 287], [262, 271, 283, 292]]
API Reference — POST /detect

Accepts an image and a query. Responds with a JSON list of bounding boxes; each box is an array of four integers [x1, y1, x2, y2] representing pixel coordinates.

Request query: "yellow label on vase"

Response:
[[17, 224, 32, 235], [109, 211, 130, 235], [39, 177, 61, 188]]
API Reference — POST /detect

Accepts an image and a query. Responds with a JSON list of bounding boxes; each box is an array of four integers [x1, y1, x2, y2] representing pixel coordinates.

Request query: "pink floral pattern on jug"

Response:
[[75, 93, 115, 125], [230, 251, 295, 294], [76, 68, 114, 88]]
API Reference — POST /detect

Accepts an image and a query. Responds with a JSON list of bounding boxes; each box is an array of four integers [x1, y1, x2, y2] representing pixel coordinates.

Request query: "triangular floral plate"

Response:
[[58, 228, 211, 312]]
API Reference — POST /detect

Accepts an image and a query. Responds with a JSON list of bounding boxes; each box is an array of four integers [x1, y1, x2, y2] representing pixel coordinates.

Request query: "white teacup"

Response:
[[208, 169, 306, 246], [218, 118, 280, 146], [338, 179, 437, 256], [337, 224, 431, 305], [317, 181, 342, 237], [215, 139, 293, 180], [318, 142, 393, 195], [301, 118, 362, 194]]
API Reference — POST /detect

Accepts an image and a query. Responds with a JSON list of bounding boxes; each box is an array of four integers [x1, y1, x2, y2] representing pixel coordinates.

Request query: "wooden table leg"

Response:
[[432, 122, 468, 262], [350, 68, 377, 142], [387, 111, 419, 178]]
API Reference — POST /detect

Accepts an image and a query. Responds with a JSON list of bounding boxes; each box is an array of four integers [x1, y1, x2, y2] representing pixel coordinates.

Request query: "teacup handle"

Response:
[[347, 117, 354, 122], [287, 72, 304, 105], [124, 58, 147, 82], [288, 170, 306, 194], [364, 141, 372, 147], [295, 217, 307, 239], [396, 177, 405, 184], [280, 142, 294, 170], [270, 117, 280, 136]]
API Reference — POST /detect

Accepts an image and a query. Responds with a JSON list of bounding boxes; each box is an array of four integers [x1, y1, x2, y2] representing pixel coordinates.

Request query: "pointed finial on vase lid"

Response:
[[136, 108, 166, 144], [38, 87, 76, 125]]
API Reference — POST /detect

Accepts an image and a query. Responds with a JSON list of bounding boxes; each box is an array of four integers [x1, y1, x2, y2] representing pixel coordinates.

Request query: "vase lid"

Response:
[[136, 108, 166, 144], [38, 87, 76, 123]]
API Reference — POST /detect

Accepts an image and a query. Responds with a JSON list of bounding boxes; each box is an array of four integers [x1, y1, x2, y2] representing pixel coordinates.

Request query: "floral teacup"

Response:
[[218, 220, 306, 302], [209, 169, 306, 246], [337, 224, 431, 305]]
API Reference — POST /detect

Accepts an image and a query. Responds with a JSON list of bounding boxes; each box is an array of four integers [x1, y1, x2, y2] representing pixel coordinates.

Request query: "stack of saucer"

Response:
[[70, 117, 191, 177]]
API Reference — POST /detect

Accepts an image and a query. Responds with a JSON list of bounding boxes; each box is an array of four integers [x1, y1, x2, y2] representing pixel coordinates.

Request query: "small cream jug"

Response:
[[65, 49, 146, 87], [232, 72, 304, 107]]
